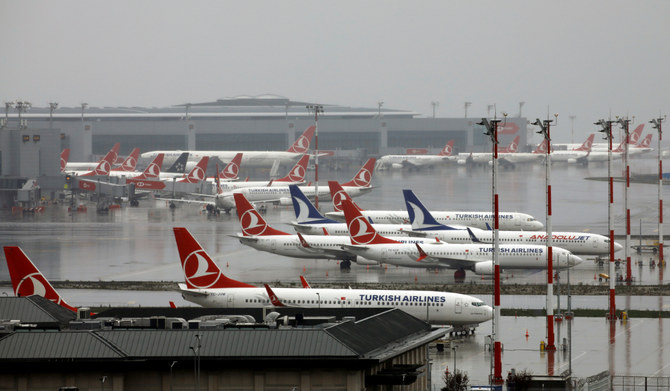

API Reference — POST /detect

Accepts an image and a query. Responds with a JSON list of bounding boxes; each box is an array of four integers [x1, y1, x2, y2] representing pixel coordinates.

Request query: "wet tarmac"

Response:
[[0, 156, 667, 385]]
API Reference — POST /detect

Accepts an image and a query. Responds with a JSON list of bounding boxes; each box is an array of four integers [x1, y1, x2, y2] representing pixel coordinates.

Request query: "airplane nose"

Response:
[[614, 241, 623, 252], [568, 254, 583, 266], [485, 305, 494, 320]]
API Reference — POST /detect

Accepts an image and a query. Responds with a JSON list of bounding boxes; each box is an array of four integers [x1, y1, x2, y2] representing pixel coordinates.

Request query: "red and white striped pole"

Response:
[[534, 117, 556, 350], [597, 119, 617, 320], [618, 118, 632, 282], [651, 117, 665, 266]]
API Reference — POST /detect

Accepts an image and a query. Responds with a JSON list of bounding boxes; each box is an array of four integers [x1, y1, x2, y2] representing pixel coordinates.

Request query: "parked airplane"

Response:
[[339, 199, 581, 277], [110, 147, 140, 172], [376, 140, 456, 170], [499, 138, 548, 165], [629, 133, 654, 156], [62, 143, 120, 172], [64, 146, 119, 177], [141, 125, 315, 168], [325, 186, 543, 231], [174, 227, 493, 328], [402, 189, 621, 256], [549, 134, 594, 164], [553, 124, 644, 152], [455, 136, 520, 165], [210, 154, 310, 192], [3, 246, 77, 312]]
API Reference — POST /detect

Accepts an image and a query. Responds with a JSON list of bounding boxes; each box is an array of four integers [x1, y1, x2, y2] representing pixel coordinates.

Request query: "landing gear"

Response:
[[205, 204, 220, 215], [340, 260, 352, 270], [129, 199, 139, 207]]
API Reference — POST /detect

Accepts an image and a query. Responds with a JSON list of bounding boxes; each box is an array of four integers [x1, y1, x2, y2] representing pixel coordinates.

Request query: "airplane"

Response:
[[62, 143, 120, 172], [325, 185, 544, 231], [455, 136, 520, 165], [339, 199, 582, 278], [549, 134, 594, 164], [287, 183, 415, 236], [553, 124, 644, 152], [499, 138, 549, 165], [3, 246, 77, 312], [210, 154, 310, 192], [375, 140, 456, 170], [629, 133, 654, 156], [402, 189, 622, 256], [232, 193, 434, 268], [64, 146, 119, 177], [140, 125, 316, 168], [173, 226, 493, 328]]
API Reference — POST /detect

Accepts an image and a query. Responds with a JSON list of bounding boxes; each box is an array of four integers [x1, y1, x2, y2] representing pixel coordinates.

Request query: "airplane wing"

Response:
[[231, 234, 260, 244], [177, 283, 208, 297]]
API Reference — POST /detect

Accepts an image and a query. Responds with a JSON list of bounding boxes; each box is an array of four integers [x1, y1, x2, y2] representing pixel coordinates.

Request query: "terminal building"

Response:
[[0, 96, 528, 207]]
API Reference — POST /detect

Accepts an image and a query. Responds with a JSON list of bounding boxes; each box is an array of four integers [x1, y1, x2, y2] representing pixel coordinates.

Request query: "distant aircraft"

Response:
[[338, 199, 582, 277], [62, 143, 120, 172], [325, 186, 544, 231], [456, 136, 520, 165], [3, 246, 77, 312], [110, 147, 140, 172], [402, 189, 621, 256], [553, 124, 644, 152], [141, 125, 316, 168], [210, 154, 310, 192], [64, 145, 119, 177], [174, 226, 493, 328], [549, 134, 594, 164], [376, 140, 456, 170]]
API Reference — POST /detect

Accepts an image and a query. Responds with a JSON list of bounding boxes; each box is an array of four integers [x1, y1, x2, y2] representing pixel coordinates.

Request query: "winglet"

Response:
[[466, 227, 482, 243], [3, 246, 77, 312], [169, 301, 177, 308], [296, 232, 311, 248], [264, 284, 286, 307], [300, 275, 312, 289], [415, 243, 428, 262]]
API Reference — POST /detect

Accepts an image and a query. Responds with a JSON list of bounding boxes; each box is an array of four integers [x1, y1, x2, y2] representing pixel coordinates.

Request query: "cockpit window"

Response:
[[472, 302, 485, 307]]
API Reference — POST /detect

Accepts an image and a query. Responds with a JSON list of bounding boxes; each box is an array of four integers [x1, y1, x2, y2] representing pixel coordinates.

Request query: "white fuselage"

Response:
[[345, 242, 581, 272], [409, 227, 621, 256], [177, 285, 493, 326], [291, 222, 412, 236], [456, 152, 542, 165], [218, 185, 372, 211], [325, 210, 544, 231], [236, 233, 436, 264], [375, 155, 453, 170], [141, 150, 303, 167]]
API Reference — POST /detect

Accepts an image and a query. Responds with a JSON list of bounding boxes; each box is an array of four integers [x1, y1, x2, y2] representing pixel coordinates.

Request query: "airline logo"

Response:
[[352, 169, 371, 187], [507, 140, 518, 153], [78, 180, 96, 191], [122, 156, 137, 171], [224, 163, 239, 178], [60, 157, 67, 172], [240, 208, 268, 236], [94, 160, 111, 176], [182, 249, 222, 289], [146, 162, 161, 178], [529, 234, 590, 241], [443, 144, 453, 156], [478, 247, 544, 254], [186, 167, 206, 183], [583, 138, 593, 150], [331, 190, 349, 211], [15, 272, 50, 300], [535, 140, 548, 154], [406, 201, 430, 228], [295, 198, 312, 221], [128, 180, 166, 190], [288, 165, 305, 182], [292, 135, 310, 153], [638, 134, 652, 148], [629, 127, 641, 144], [348, 216, 377, 244]]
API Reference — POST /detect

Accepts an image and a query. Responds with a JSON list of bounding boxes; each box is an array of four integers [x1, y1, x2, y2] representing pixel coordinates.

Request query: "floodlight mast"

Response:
[[533, 116, 556, 351], [596, 119, 616, 320], [306, 105, 323, 208], [650, 117, 665, 266], [616, 117, 632, 283], [478, 117, 503, 384]]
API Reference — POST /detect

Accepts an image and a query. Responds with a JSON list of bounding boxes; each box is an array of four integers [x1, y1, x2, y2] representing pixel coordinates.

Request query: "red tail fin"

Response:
[[501, 136, 520, 153], [613, 139, 626, 153], [60, 149, 70, 172], [134, 153, 164, 179], [264, 284, 286, 306], [81, 147, 117, 176], [627, 124, 644, 144], [219, 153, 242, 180], [341, 199, 399, 245], [533, 139, 549, 154], [635, 133, 653, 148], [340, 158, 376, 187], [173, 227, 255, 289], [299, 275, 311, 289], [3, 246, 77, 312], [179, 156, 209, 183], [275, 154, 309, 183], [437, 140, 455, 156], [109, 142, 121, 165], [575, 134, 595, 151], [233, 193, 290, 236], [328, 181, 364, 212], [287, 125, 316, 153], [112, 147, 140, 172]]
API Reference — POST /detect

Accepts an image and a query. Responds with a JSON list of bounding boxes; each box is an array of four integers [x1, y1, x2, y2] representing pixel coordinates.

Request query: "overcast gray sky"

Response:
[[2, 0, 668, 142]]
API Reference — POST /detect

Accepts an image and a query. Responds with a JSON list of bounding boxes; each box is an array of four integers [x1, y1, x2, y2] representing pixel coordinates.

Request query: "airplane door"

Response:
[[226, 294, 234, 308], [271, 240, 277, 253], [455, 297, 462, 314], [381, 248, 388, 261]]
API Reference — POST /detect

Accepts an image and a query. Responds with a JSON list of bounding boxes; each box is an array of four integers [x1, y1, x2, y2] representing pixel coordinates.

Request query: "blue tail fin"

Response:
[[166, 152, 189, 173], [485, 222, 492, 231], [466, 227, 482, 243], [289, 185, 338, 224], [403, 189, 451, 231]]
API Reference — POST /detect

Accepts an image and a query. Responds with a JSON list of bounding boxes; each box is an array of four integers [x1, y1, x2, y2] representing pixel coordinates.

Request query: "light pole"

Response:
[[518, 101, 525, 118], [650, 116, 665, 266], [306, 104, 323, 209], [3, 101, 14, 128], [377, 101, 384, 118], [49, 102, 58, 130], [478, 117, 503, 384], [617, 116, 632, 283], [464, 102, 472, 118], [533, 114, 558, 352], [15, 100, 31, 129], [596, 119, 616, 320], [190, 334, 201, 391], [431, 101, 439, 119]]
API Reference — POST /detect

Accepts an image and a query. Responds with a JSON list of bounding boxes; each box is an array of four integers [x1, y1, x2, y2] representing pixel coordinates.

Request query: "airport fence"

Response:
[[611, 375, 670, 391]]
